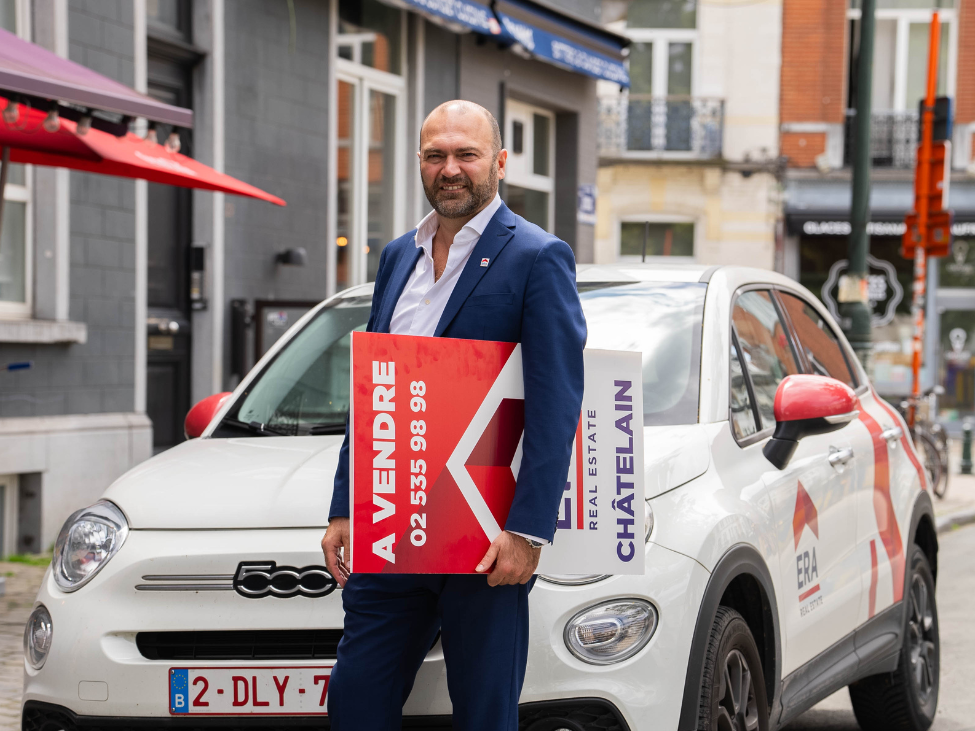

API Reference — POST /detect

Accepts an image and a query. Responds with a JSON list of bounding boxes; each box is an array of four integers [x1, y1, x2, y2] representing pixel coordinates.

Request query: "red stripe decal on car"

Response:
[[798, 584, 820, 602], [871, 389, 928, 491], [859, 406, 905, 603], [868, 539, 879, 618]]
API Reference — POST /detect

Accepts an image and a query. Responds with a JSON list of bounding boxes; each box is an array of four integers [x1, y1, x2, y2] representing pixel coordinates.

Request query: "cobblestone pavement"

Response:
[[0, 561, 46, 731]]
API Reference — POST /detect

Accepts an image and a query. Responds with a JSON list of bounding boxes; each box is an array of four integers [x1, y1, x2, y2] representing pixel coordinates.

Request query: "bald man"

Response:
[[321, 100, 586, 730]]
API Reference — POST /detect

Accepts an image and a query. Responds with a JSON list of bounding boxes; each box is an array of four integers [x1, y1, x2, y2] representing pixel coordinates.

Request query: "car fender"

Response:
[[676, 542, 781, 731], [871, 488, 937, 678], [649, 425, 779, 574], [907, 488, 937, 581]]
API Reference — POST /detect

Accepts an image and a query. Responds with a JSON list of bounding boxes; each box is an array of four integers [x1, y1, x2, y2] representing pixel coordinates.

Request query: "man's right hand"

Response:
[[321, 517, 351, 588]]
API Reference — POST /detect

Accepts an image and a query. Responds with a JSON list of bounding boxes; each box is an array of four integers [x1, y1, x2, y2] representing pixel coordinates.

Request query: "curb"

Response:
[[936, 507, 975, 534]]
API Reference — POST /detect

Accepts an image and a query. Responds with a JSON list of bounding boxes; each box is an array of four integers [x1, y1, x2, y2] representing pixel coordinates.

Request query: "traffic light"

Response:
[[917, 96, 953, 142]]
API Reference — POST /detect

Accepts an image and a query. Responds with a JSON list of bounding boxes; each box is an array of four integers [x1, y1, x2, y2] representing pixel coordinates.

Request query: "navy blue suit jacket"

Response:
[[328, 202, 586, 543]]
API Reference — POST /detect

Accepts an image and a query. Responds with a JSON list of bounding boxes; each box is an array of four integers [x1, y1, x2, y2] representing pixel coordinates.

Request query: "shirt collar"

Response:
[[414, 193, 503, 254]]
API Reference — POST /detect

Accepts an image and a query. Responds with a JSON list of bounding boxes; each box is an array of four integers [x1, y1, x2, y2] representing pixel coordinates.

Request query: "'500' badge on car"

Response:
[[233, 562, 338, 599]]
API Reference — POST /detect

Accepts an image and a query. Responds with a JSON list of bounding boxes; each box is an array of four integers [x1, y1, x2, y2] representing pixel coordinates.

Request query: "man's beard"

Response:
[[423, 165, 497, 219]]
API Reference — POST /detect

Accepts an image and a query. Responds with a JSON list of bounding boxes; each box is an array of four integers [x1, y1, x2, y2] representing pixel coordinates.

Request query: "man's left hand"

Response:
[[475, 531, 541, 586]]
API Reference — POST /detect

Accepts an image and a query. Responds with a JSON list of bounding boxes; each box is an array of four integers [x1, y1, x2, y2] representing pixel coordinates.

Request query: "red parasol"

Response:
[[0, 95, 285, 206]]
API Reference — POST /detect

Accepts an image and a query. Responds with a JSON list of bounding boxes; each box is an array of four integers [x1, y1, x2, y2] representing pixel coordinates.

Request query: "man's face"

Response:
[[418, 111, 506, 219]]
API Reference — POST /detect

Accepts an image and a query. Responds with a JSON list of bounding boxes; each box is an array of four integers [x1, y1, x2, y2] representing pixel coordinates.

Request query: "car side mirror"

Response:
[[184, 392, 233, 440], [763, 375, 859, 470]]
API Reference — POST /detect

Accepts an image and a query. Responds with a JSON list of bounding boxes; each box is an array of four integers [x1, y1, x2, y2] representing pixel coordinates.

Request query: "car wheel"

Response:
[[849, 545, 940, 731], [697, 606, 769, 731]]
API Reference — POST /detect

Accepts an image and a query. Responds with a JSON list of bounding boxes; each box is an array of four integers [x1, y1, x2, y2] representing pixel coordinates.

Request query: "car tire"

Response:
[[696, 606, 769, 731], [849, 545, 940, 731]]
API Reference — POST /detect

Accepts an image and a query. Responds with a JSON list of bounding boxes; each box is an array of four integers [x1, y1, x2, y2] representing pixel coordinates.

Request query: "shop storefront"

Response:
[[787, 210, 975, 429], [933, 221, 975, 425]]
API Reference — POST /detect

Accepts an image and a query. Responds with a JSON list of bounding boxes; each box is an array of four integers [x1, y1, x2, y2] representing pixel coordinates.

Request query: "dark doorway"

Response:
[[146, 54, 194, 452]]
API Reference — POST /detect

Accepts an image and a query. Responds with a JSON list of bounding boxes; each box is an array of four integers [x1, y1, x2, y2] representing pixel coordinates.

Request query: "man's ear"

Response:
[[496, 149, 508, 180]]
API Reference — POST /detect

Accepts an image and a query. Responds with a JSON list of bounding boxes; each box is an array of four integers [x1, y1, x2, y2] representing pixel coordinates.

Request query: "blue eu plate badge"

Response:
[[170, 668, 189, 713]]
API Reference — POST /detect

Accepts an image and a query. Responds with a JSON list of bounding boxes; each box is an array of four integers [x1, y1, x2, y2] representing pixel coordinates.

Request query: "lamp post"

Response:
[[842, 0, 876, 367]]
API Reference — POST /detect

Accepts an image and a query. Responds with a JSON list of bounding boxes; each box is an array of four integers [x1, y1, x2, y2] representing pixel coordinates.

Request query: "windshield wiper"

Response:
[[308, 422, 347, 436], [220, 418, 289, 436]]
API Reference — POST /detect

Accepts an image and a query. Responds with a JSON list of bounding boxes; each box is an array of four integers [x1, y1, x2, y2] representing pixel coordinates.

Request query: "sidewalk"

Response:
[[933, 441, 975, 533], [0, 561, 47, 730]]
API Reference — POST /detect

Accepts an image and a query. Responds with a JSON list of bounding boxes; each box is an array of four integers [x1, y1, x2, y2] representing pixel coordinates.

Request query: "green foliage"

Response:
[[5, 554, 52, 567]]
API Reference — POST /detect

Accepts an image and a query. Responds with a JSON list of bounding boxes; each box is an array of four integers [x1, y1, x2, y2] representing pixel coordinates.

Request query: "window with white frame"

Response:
[[619, 219, 695, 261], [334, 0, 407, 290], [504, 100, 555, 233], [848, 1, 957, 113], [603, 0, 698, 152], [0, 0, 32, 318]]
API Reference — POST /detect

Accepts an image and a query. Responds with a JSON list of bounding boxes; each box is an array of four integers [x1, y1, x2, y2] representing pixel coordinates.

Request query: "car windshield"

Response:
[[214, 281, 704, 437], [580, 281, 704, 426], [214, 293, 373, 437]]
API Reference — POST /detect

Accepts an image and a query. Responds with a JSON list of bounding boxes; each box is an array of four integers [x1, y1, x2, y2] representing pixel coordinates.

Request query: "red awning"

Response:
[[0, 96, 284, 206], [0, 27, 192, 128]]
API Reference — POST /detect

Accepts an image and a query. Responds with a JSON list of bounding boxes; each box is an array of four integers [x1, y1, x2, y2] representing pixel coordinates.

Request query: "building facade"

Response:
[[0, 0, 624, 554], [593, 0, 783, 272], [779, 0, 975, 424]]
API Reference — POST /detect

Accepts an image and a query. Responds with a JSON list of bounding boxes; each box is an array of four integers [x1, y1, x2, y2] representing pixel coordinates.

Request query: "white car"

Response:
[[23, 265, 940, 731]]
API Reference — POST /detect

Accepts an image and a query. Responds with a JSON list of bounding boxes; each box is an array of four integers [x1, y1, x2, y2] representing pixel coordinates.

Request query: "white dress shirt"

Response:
[[388, 194, 548, 547], [389, 194, 503, 336]]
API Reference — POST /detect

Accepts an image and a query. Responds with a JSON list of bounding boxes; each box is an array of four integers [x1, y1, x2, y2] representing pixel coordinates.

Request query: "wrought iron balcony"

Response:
[[598, 95, 724, 159], [843, 109, 921, 169]]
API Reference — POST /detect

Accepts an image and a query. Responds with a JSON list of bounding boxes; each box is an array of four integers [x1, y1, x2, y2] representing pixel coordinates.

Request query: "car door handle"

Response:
[[881, 427, 903, 444], [828, 447, 855, 467]]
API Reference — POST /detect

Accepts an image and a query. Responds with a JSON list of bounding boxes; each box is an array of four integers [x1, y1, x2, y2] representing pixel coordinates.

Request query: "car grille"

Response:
[[23, 699, 627, 730], [136, 630, 344, 661]]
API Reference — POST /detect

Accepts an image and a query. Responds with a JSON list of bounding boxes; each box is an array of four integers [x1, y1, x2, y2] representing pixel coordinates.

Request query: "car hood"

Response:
[[106, 425, 710, 530], [642, 424, 710, 500], [104, 436, 343, 529]]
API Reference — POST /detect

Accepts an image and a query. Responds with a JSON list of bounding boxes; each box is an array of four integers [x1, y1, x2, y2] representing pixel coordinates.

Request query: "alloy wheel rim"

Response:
[[907, 573, 937, 703], [715, 649, 760, 731]]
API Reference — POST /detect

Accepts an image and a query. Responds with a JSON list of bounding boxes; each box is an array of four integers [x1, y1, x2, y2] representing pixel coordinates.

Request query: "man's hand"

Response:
[[475, 531, 541, 587], [321, 517, 351, 588]]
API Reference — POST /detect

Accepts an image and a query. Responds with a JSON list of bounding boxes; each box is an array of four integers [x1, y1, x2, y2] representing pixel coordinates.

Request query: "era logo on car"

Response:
[[233, 562, 338, 599], [793, 482, 823, 615]]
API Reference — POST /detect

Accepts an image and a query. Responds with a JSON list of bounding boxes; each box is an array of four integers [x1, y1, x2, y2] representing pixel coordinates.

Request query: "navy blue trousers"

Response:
[[327, 573, 534, 730]]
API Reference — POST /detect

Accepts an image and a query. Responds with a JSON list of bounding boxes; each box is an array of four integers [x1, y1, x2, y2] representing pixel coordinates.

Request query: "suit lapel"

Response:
[[375, 242, 423, 333], [434, 204, 516, 338]]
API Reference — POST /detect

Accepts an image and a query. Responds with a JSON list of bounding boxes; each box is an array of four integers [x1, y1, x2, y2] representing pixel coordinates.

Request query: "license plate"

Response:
[[169, 666, 332, 715]]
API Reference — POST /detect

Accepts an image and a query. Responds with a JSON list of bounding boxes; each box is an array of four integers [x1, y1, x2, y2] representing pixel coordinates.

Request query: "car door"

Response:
[[732, 289, 860, 677], [770, 290, 867, 670]]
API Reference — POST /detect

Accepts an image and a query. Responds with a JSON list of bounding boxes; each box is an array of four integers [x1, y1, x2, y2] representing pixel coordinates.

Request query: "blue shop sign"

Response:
[[496, 12, 630, 86], [399, 0, 504, 37]]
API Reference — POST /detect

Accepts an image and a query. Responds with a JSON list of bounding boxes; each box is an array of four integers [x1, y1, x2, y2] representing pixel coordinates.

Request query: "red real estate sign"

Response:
[[350, 331, 644, 575]]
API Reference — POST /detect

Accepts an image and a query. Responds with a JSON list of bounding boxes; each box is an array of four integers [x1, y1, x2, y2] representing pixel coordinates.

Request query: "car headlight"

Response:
[[539, 501, 653, 586], [52, 500, 128, 592], [564, 598, 658, 665], [24, 604, 53, 669]]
